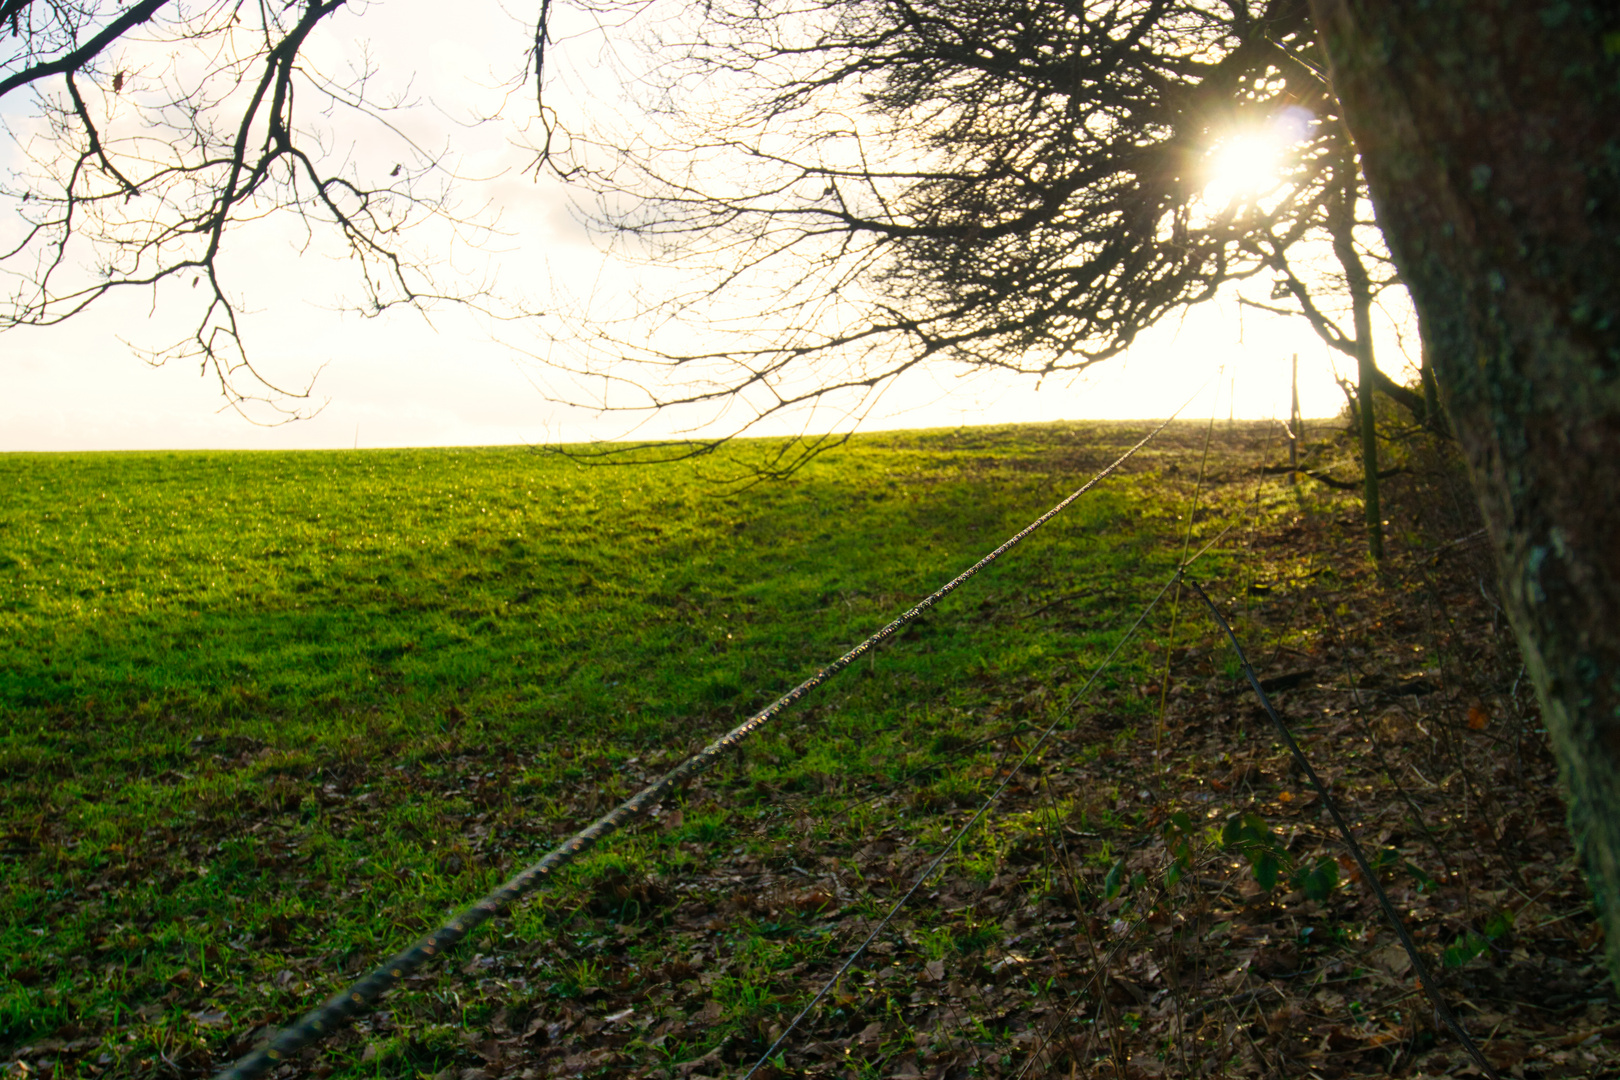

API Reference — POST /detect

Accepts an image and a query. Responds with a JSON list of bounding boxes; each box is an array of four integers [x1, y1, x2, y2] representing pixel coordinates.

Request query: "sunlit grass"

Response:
[[0, 422, 1226, 1065]]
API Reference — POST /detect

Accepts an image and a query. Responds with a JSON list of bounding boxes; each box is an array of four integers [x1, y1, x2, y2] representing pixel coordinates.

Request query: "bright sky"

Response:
[[0, 2, 1415, 453]]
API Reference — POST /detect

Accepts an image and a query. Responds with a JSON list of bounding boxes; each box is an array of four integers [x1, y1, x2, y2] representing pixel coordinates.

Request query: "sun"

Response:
[[1201, 132, 1284, 210], [1198, 108, 1314, 211]]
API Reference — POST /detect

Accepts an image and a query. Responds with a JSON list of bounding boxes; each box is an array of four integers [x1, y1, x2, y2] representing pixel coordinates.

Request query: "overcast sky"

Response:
[[1, 1, 1413, 453]]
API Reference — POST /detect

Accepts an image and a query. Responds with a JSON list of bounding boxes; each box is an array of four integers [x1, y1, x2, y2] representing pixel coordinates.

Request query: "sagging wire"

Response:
[[744, 522, 1240, 1080], [1002, 527, 1239, 1080], [1152, 382, 1222, 791], [742, 571, 1182, 1079], [211, 403, 1208, 1080]]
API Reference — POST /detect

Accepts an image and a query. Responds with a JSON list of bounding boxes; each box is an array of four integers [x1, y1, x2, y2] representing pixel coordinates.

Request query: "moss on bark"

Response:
[[1312, 0, 1620, 979]]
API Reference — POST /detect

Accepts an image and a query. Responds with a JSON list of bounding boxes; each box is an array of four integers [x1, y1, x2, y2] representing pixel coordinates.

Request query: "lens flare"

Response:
[[1200, 106, 1314, 210], [1202, 135, 1282, 207]]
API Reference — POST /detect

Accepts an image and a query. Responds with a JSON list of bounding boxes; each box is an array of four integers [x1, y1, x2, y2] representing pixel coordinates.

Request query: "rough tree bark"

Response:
[[1309, 0, 1620, 977]]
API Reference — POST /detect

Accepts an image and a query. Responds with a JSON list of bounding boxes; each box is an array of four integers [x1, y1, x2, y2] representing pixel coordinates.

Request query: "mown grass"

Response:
[[1, 423, 1225, 1073]]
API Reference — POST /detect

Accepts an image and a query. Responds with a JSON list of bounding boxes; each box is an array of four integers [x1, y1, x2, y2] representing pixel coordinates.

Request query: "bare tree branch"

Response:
[[0, 0, 171, 100], [2, 0, 536, 419], [532, 0, 1426, 472]]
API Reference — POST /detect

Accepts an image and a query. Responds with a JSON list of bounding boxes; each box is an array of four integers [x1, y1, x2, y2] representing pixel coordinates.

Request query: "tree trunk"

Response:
[[1371, 365, 1429, 424], [1310, 0, 1620, 977], [1352, 312, 1383, 561], [1419, 357, 1443, 435], [1328, 153, 1384, 560]]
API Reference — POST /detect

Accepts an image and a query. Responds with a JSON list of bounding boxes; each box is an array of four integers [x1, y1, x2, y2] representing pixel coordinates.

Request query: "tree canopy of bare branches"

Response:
[[536, 0, 1417, 479], [1, 0, 540, 419]]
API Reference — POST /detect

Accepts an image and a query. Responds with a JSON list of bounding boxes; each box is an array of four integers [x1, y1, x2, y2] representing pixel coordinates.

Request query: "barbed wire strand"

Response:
[[955, 527, 1240, 1080], [742, 521, 1241, 1080], [1013, 439, 1352, 1079], [741, 571, 1179, 1079], [1184, 577, 1502, 1080], [1009, 442, 1272, 1079], [212, 401, 1208, 1080], [969, 528, 1237, 1080]]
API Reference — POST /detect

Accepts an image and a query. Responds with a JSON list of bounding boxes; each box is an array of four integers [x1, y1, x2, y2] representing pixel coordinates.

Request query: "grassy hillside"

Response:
[[2, 422, 1609, 1080], [0, 428, 1184, 736], [0, 425, 1203, 1057]]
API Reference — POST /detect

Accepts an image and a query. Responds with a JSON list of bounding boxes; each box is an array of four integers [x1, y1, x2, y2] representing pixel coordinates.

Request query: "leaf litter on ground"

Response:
[[1, 421, 1614, 1080]]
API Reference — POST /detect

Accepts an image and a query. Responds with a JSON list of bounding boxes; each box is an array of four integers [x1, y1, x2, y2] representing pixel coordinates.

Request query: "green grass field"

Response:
[[1, 423, 1223, 1073]]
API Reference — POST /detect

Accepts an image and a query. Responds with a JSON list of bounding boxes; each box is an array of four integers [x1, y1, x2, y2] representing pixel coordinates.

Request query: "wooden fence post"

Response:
[[1288, 354, 1301, 484]]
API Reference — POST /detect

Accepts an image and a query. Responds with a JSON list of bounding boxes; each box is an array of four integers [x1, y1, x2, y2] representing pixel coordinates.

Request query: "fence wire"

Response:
[[213, 406, 1204, 1080], [742, 561, 1193, 1078], [1186, 578, 1501, 1080]]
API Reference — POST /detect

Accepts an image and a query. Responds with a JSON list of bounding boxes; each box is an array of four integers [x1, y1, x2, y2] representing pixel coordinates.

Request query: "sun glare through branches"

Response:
[[1199, 105, 1315, 210]]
